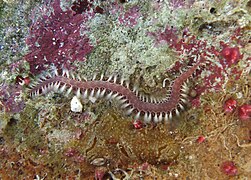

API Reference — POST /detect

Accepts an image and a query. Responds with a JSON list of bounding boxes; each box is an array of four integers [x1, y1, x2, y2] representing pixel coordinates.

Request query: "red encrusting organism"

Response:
[[220, 161, 238, 176], [221, 46, 242, 66], [0, 84, 25, 113], [238, 104, 251, 121], [133, 120, 143, 129], [197, 136, 206, 143], [118, 6, 141, 27], [25, 0, 94, 75], [71, 0, 104, 14], [223, 98, 237, 113], [150, 27, 246, 93]]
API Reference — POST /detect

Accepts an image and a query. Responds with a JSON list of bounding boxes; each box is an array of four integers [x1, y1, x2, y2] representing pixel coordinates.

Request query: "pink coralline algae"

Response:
[[220, 161, 238, 176], [151, 27, 245, 92], [238, 104, 251, 121], [0, 84, 25, 113], [149, 26, 179, 47], [118, 6, 141, 27], [150, 27, 179, 47], [221, 46, 242, 66], [168, 0, 186, 10], [71, 0, 93, 14], [64, 148, 85, 163], [25, 0, 94, 75], [222, 99, 250, 121], [71, 0, 104, 14]]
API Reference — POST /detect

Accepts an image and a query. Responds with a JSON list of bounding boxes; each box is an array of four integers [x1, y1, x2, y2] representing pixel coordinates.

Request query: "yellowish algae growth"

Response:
[[76, 110, 180, 166]]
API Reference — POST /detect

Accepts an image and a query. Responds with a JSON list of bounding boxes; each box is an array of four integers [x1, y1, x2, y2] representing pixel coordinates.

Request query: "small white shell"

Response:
[[70, 96, 83, 112]]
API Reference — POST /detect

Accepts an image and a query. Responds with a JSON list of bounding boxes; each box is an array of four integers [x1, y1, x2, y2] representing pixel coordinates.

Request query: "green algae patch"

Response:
[[75, 109, 180, 169], [3, 103, 45, 155]]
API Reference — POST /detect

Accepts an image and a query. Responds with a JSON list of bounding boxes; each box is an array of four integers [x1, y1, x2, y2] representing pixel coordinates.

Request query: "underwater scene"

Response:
[[0, 0, 250, 179]]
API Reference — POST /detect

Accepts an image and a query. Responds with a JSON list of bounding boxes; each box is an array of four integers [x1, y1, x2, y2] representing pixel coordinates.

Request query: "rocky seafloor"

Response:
[[0, 0, 250, 179]]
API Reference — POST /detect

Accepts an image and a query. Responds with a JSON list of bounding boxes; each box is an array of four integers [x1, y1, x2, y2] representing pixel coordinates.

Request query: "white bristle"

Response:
[[82, 76, 87, 81], [120, 78, 125, 85], [164, 113, 168, 122], [133, 86, 138, 92], [90, 89, 95, 97], [100, 89, 106, 97], [47, 83, 52, 89], [107, 75, 113, 82], [181, 93, 188, 98], [175, 108, 180, 116], [51, 82, 56, 89], [118, 98, 127, 105], [39, 75, 46, 81], [76, 88, 81, 98], [77, 74, 82, 81], [46, 72, 52, 78], [139, 94, 144, 101], [40, 75, 47, 80], [135, 90, 139, 96], [144, 112, 149, 123], [181, 87, 187, 92], [148, 113, 152, 122], [95, 88, 101, 98], [62, 69, 69, 78], [162, 78, 170, 87], [115, 95, 124, 101], [42, 86, 47, 94], [35, 90, 39, 96], [54, 68, 59, 76], [66, 86, 73, 95], [169, 112, 172, 119], [100, 74, 104, 81], [180, 98, 187, 103], [126, 108, 134, 115], [125, 81, 129, 88], [111, 92, 119, 99], [121, 103, 130, 109], [83, 89, 88, 99], [106, 91, 113, 99], [153, 114, 158, 123], [92, 73, 97, 80], [158, 113, 163, 122], [113, 75, 117, 83], [70, 72, 75, 80], [134, 111, 141, 120], [59, 84, 67, 92], [53, 82, 60, 91], [179, 103, 184, 110]]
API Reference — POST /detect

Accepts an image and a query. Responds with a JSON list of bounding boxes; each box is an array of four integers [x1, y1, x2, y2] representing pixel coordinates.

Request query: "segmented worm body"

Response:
[[29, 61, 200, 123]]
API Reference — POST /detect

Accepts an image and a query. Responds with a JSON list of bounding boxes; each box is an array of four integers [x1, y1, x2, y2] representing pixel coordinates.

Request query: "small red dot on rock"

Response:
[[23, 77, 31, 85], [64, 148, 78, 157], [238, 104, 251, 121], [133, 120, 143, 129], [197, 136, 206, 143], [223, 98, 237, 113], [221, 47, 241, 66], [220, 161, 238, 176]]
